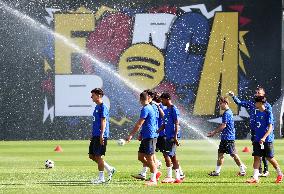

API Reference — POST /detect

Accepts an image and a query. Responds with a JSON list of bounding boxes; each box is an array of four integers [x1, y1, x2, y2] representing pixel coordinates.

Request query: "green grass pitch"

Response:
[[0, 140, 283, 194]]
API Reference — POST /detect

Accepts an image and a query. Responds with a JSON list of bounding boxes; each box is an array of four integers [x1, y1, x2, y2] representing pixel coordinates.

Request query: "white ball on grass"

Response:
[[117, 139, 126, 146], [45, 159, 55, 169]]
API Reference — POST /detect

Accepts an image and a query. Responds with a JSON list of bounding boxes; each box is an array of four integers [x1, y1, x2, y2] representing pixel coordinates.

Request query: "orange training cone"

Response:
[[242, 147, 250, 153], [54, 145, 63, 152]]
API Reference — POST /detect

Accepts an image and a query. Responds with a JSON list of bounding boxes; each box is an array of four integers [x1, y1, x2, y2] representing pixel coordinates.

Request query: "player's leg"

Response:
[[171, 155, 182, 183], [162, 153, 174, 182], [145, 154, 157, 183], [94, 155, 105, 181], [231, 154, 247, 176], [131, 152, 148, 180], [89, 137, 106, 184], [144, 138, 159, 186], [258, 157, 263, 175], [228, 140, 246, 175], [101, 138, 116, 182], [209, 141, 225, 176], [132, 139, 148, 180], [266, 157, 283, 183], [215, 152, 224, 174], [261, 157, 269, 177], [265, 142, 283, 183], [246, 142, 261, 183]]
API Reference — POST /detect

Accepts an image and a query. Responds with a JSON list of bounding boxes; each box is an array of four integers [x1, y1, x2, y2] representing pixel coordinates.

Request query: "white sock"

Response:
[[140, 167, 148, 176], [240, 164, 246, 173], [253, 169, 259, 180], [104, 161, 112, 174], [99, 171, 105, 181], [150, 172, 157, 182], [175, 169, 180, 180], [276, 166, 283, 176], [167, 166, 172, 178], [179, 166, 184, 175], [215, 166, 221, 174]]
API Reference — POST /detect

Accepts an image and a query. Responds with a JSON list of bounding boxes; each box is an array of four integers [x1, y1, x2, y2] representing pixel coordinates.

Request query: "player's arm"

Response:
[[174, 119, 180, 146], [207, 123, 226, 137], [126, 118, 145, 142], [260, 111, 274, 143], [157, 123, 165, 133], [157, 105, 165, 118], [172, 108, 180, 146], [100, 117, 106, 145], [260, 124, 273, 144], [228, 91, 251, 108]]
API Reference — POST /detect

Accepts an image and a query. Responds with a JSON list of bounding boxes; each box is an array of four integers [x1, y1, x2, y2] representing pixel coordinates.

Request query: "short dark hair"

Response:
[[91, 88, 104, 96], [140, 92, 148, 101], [153, 92, 161, 103], [160, 92, 171, 100], [254, 96, 266, 103], [219, 96, 229, 104], [256, 86, 265, 94], [144, 89, 155, 98]]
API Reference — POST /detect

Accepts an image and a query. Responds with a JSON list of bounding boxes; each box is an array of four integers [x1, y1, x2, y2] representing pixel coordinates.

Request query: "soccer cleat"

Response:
[[180, 173, 185, 180], [145, 180, 157, 186], [107, 168, 116, 182], [259, 171, 269, 177], [131, 174, 146, 180], [91, 178, 105, 184], [237, 171, 246, 176], [173, 179, 183, 183], [275, 174, 283, 183], [161, 177, 175, 183], [246, 178, 259, 183], [156, 171, 162, 181], [208, 171, 220, 176]]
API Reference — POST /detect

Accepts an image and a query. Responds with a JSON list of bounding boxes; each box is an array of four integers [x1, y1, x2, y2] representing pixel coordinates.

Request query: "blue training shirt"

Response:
[[232, 96, 272, 130], [92, 103, 110, 138], [158, 104, 167, 137], [253, 109, 274, 142], [221, 109, 235, 141], [140, 104, 157, 139], [150, 102, 159, 138], [163, 105, 181, 140]]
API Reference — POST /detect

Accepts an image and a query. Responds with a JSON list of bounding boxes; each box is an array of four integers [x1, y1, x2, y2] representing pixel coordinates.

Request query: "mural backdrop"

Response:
[[0, 0, 282, 140]]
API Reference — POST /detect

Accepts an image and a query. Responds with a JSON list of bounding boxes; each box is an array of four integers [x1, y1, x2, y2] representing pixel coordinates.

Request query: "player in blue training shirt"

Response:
[[126, 92, 161, 186], [207, 97, 246, 176], [157, 92, 183, 183], [229, 87, 270, 176], [132, 90, 163, 181], [89, 88, 115, 184], [246, 96, 283, 184]]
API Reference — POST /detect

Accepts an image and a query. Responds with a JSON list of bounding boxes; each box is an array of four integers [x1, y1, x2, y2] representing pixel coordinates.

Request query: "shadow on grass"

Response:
[[36, 180, 136, 187], [0, 183, 25, 186]]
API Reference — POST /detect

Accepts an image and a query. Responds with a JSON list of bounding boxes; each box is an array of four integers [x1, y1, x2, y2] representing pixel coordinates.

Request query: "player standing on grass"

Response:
[[132, 90, 162, 180], [228, 87, 270, 177], [158, 92, 183, 183], [89, 88, 115, 184], [126, 92, 162, 186], [207, 97, 246, 177], [246, 96, 283, 183]]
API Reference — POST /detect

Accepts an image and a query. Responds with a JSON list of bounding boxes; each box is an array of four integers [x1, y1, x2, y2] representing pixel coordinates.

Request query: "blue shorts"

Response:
[[218, 140, 236, 155], [156, 136, 166, 152], [89, 136, 107, 156], [139, 138, 156, 155], [252, 142, 274, 158], [164, 138, 177, 157]]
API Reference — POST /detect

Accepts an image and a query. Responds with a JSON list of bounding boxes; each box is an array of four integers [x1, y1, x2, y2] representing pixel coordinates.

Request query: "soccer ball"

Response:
[[45, 159, 55, 169], [117, 139, 126, 146], [156, 159, 162, 169]]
